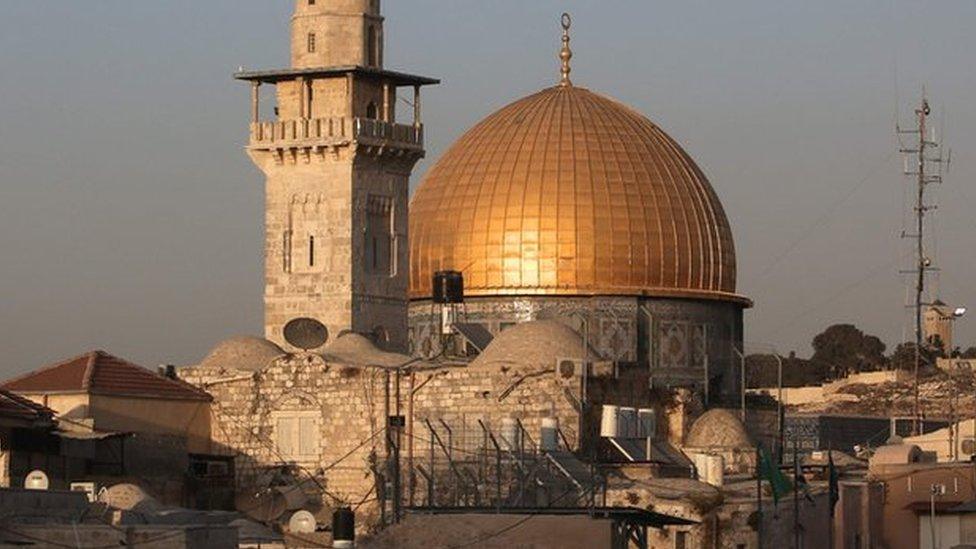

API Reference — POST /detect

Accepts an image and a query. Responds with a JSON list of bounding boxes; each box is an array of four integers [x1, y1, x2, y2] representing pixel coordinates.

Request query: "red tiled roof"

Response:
[[0, 388, 55, 423], [1, 350, 212, 402]]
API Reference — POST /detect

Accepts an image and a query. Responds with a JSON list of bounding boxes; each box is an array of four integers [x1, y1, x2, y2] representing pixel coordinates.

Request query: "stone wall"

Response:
[[408, 295, 744, 403], [178, 351, 678, 525]]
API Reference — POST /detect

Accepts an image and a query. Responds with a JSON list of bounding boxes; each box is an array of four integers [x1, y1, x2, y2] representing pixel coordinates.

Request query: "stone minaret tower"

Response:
[[236, 0, 437, 351]]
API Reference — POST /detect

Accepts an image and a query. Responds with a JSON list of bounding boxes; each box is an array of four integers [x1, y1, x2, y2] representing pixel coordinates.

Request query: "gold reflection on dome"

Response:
[[409, 84, 748, 305]]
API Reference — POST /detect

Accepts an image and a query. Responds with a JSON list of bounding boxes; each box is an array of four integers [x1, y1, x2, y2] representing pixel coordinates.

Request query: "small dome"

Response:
[[685, 409, 753, 448], [200, 336, 285, 372], [322, 333, 411, 368], [870, 444, 923, 466], [471, 320, 599, 370]]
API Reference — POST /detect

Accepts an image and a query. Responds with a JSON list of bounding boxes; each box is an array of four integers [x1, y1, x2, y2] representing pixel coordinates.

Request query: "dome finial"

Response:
[[559, 13, 573, 87]]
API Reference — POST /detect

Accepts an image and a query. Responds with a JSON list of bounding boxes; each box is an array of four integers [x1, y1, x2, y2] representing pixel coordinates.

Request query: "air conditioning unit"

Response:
[[70, 482, 97, 502], [555, 358, 586, 380], [963, 439, 976, 457], [591, 360, 618, 378]]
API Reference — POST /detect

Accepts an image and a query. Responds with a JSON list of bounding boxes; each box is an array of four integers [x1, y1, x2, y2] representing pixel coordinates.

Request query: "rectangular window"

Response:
[[365, 194, 394, 276], [307, 33, 316, 53], [273, 412, 320, 463], [674, 531, 687, 549], [309, 235, 315, 267]]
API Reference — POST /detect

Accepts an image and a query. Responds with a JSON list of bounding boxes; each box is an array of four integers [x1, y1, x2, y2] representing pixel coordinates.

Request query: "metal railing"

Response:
[[404, 418, 603, 512]]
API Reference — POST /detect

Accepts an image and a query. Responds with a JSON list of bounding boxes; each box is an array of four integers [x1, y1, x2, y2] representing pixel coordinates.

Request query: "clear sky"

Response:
[[1, 1, 974, 376]]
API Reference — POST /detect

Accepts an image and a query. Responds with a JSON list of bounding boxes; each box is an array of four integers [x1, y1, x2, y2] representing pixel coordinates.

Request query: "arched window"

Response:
[[366, 102, 378, 120]]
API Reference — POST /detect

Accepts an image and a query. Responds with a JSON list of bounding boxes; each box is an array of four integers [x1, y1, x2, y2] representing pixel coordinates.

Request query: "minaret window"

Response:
[[365, 195, 394, 276], [367, 26, 378, 67], [307, 33, 316, 53], [309, 235, 315, 267], [366, 102, 378, 119]]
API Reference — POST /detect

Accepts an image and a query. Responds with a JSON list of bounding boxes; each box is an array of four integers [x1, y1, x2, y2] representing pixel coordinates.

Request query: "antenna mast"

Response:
[[897, 90, 948, 435]]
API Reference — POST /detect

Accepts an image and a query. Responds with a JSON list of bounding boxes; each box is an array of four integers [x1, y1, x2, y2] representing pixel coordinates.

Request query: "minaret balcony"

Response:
[[248, 117, 424, 152]]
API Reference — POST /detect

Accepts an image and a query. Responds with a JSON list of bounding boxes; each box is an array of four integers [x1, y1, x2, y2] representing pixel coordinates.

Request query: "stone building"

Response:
[[179, 321, 693, 528], [239, 1, 751, 406], [1, 350, 221, 506], [236, 0, 438, 352]]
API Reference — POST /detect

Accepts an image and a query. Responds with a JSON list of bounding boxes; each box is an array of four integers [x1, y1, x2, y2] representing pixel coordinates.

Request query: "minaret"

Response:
[[236, 0, 437, 352]]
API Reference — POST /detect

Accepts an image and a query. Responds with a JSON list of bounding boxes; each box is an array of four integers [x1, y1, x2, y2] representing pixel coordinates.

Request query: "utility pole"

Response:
[[898, 91, 947, 435]]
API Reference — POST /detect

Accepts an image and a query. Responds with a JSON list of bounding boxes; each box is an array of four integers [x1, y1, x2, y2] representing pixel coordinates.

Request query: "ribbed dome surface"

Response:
[[409, 85, 744, 303]]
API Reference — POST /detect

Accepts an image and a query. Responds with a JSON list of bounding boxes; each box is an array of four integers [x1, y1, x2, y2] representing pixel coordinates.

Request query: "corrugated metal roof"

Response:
[[1, 350, 212, 402], [0, 389, 54, 423]]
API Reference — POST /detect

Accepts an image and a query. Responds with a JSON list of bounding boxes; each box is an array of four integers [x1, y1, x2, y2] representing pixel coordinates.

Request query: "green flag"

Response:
[[758, 445, 792, 504], [828, 449, 840, 512]]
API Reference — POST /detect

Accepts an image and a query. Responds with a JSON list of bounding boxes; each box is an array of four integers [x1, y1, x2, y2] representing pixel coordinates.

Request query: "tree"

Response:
[[889, 341, 940, 373], [811, 324, 887, 379], [745, 352, 829, 388]]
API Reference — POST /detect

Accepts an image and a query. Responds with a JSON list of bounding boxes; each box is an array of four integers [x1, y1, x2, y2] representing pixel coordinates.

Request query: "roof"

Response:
[[685, 409, 753, 448], [200, 336, 285, 372], [234, 65, 439, 86], [322, 333, 414, 368], [409, 84, 750, 306], [2, 350, 212, 402], [401, 506, 696, 527], [870, 444, 923, 466], [0, 389, 55, 426], [469, 320, 599, 371]]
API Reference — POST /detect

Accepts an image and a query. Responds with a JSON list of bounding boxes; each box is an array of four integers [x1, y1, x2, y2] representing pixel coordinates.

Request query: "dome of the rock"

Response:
[[409, 84, 746, 305]]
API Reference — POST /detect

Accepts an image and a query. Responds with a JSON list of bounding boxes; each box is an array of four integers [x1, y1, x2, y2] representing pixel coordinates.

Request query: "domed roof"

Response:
[[322, 333, 411, 368], [471, 320, 599, 370], [200, 336, 284, 372], [410, 84, 747, 305], [685, 409, 753, 448]]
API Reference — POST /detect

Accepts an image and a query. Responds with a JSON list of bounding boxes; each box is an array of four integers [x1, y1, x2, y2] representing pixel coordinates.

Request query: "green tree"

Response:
[[889, 342, 940, 373], [811, 324, 887, 379]]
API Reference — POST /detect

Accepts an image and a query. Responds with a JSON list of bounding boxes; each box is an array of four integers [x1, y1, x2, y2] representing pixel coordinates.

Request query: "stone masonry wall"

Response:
[[178, 352, 673, 525]]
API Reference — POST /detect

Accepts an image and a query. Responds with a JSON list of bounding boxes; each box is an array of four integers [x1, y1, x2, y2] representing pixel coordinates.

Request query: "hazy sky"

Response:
[[1, 1, 974, 377]]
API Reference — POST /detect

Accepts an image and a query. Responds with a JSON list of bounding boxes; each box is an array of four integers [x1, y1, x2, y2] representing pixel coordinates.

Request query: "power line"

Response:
[[754, 151, 895, 282], [768, 256, 901, 339]]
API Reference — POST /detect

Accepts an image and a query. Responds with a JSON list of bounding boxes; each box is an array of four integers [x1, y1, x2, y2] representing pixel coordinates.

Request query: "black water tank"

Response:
[[432, 271, 464, 304], [332, 507, 355, 546]]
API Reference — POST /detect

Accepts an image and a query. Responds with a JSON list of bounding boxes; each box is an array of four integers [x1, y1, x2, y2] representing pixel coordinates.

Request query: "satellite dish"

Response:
[[288, 510, 317, 534], [283, 318, 329, 351], [24, 470, 49, 490]]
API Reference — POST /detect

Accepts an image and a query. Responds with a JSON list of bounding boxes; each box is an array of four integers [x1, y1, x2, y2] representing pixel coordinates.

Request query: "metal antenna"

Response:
[[897, 89, 948, 435]]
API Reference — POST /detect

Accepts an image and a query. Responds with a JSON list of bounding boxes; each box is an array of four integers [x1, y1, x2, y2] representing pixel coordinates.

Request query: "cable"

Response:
[[0, 523, 189, 549], [443, 486, 581, 549], [755, 151, 895, 282], [767, 256, 901, 338]]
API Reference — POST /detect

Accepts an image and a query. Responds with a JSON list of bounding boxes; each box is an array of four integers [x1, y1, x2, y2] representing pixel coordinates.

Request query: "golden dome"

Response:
[[409, 84, 747, 304]]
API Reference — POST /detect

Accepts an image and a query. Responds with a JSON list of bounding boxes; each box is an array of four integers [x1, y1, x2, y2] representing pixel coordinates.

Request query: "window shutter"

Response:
[[277, 417, 296, 458], [299, 417, 318, 457]]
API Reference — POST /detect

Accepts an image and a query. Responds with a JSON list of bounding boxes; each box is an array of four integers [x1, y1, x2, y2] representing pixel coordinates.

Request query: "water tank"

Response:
[[618, 408, 638, 438], [600, 405, 619, 438], [432, 271, 464, 304], [637, 408, 656, 439], [500, 418, 520, 451], [705, 454, 725, 487], [541, 418, 559, 451], [332, 507, 355, 548], [288, 510, 316, 534]]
